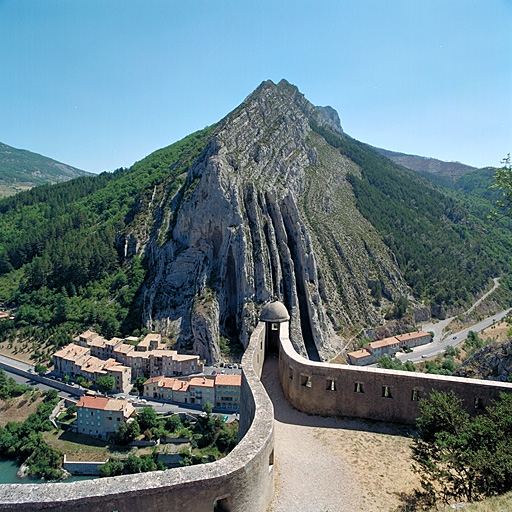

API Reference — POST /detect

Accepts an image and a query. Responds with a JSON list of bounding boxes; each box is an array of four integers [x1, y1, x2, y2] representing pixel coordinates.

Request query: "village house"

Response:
[[53, 346, 132, 393], [78, 332, 205, 378], [55, 330, 203, 392], [143, 373, 241, 411], [346, 331, 432, 366], [214, 374, 242, 411], [53, 344, 90, 377], [76, 396, 135, 439], [346, 348, 373, 366], [135, 333, 164, 351]]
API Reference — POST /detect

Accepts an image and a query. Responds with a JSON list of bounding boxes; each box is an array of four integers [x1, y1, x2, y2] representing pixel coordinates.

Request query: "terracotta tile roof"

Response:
[[126, 351, 150, 360], [144, 375, 164, 385], [105, 337, 123, 347], [172, 353, 199, 362], [114, 344, 135, 355], [172, 380, 190, 392], [77, 396, 135, 418], [77, 396, 109, 410], [87, 337, 107, 348], [79, 330, 99, 342], [215, 374, 242, 387], [149, 350, 177, 357], [189, 377, 215, 388], [347, 349, 372, 359], [78, 355, 107, 374], [161, 377, 176, 388], [54, 344, 90, 361], [368, 337, 400, 349], [394, 331, 430, 342]]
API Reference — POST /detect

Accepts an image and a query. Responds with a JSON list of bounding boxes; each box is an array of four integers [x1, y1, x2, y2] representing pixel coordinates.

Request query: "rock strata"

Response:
[[136, 80, 410, 363]]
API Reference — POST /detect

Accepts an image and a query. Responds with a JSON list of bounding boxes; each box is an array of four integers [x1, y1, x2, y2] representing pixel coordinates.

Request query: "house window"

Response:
[[326, 378, 336, 391], [354, 382, 364, 393], [271, 323, 279, 331], [411, 389, 420, 401], [382, 385, 392, 398], [474, 397, 483, 409]]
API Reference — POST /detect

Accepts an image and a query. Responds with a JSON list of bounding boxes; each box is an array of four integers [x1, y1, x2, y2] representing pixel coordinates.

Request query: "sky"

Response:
[[0, 0, 511, 173]]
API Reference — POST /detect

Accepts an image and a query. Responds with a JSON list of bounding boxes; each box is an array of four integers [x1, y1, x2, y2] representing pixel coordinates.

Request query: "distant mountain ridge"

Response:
[[374, 147, 477, 180], [0, 79, 510, 365], [0, 142, 91, 197]]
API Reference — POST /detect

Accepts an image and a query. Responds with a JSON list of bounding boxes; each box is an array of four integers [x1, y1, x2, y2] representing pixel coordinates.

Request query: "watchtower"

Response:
[[259, 301, 290, 354]]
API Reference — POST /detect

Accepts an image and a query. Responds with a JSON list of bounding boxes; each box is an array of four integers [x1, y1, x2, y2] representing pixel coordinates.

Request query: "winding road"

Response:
[[397, 278, 511, 363]]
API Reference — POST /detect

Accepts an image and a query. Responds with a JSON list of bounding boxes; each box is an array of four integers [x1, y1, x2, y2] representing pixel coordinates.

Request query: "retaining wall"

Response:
[[62, 455, 104, 476], [278, 322, 512, 424], [0, 322, 274, 512], [0, 360, 85, 397]]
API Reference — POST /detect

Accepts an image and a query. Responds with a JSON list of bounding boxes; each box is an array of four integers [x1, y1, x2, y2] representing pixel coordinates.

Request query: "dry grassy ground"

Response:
[[479, 320, 511, 344], [0, 338, 41, 366], [263, 356, 420, 512], [0, 393, 44, 426]]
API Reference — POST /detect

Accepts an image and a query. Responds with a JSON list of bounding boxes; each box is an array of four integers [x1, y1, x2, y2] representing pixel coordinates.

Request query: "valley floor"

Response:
[[262, 355, 418, 512]]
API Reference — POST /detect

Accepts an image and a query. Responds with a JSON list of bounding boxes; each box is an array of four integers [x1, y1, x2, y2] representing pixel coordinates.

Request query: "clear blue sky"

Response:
[[0, 0, 511, 173]]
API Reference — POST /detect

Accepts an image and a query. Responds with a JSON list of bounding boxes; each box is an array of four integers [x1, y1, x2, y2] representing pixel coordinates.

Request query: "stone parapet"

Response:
[[278, 322, 512, 424]]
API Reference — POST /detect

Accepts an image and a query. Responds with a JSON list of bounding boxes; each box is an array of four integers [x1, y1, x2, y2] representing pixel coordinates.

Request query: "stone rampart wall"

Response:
[[0, 322, 274, 512], [279, 322, 512, 424]]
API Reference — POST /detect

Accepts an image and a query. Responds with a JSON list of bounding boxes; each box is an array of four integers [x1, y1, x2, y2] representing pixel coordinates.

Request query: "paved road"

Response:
[[0, 353, 237, 419], [396, 307, 512, 363], [417, 277, 503, 345]]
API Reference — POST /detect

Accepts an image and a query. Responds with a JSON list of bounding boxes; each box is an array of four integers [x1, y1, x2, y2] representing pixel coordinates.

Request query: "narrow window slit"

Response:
[[301, 375, 312, 388]]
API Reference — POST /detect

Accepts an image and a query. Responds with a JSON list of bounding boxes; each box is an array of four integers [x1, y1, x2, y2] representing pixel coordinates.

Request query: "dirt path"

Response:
[[262, 356, 419, 512]]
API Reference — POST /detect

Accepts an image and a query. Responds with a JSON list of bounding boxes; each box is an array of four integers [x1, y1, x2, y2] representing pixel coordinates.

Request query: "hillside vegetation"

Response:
[[0, 142, 90, 197], [0, 81, 510, 363], [311, 122, 512, 313], [0, 127, 214, 360]]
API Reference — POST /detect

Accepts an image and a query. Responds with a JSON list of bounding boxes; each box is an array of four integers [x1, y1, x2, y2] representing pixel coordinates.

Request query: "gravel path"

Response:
[[262, 355, 417, 512]]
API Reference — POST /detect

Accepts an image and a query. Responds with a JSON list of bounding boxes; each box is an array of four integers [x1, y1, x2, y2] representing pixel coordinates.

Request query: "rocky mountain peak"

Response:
[[138, 80, 409, 364]]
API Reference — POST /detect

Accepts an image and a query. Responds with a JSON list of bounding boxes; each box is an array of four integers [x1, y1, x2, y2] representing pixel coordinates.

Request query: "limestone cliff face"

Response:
[[138, 80, 409, 363], [455, 339, 512, 381]]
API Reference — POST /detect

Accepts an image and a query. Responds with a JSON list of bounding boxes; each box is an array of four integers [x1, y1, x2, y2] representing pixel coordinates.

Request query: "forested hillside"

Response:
[[0, 127, 214, 357], [311, 122, 512, 312], [0, 81, 510, 365]]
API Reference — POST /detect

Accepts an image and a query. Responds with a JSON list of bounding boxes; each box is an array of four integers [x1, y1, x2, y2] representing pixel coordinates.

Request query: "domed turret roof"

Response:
[[260, 301, 290, 323]]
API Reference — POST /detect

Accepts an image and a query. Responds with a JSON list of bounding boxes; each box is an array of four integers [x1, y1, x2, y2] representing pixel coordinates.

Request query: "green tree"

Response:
[[96, 375, 115, 394], [412, 391, 512, 504], [492, 154, 512, 218], [134, 376, 147, 395], [164, 414, 182, 433], [412, 390, 473, 503], [202, 401, 214, 416], [138, 406, 158, 432], [34, 364, 47, 376], [112, 419, 140, 445]]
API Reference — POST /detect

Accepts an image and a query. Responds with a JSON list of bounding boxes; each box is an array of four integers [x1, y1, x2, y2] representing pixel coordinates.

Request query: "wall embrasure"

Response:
[[278, 322, 512, 424]]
